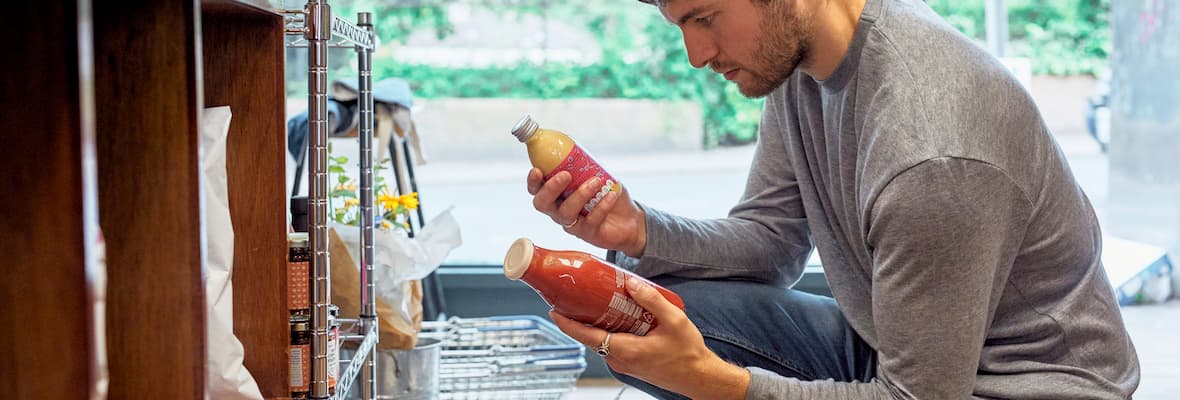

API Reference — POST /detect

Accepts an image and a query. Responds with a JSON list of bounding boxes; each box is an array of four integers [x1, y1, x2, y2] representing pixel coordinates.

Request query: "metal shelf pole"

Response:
[[355, 11, 378, 400], [305, 0, 332, 398], [292, 2, 379, 398]]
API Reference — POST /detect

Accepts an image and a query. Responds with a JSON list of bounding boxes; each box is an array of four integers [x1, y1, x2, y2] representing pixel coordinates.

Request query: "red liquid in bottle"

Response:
[[503, 238, 685, 335]]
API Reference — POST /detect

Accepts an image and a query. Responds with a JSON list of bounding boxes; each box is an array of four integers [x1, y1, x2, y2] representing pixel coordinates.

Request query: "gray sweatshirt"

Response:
[[617, 0, 1140, 398]]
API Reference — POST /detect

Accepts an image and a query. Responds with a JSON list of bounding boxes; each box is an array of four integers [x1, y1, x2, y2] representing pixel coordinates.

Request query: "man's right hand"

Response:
[[527, 168, 647, 258]]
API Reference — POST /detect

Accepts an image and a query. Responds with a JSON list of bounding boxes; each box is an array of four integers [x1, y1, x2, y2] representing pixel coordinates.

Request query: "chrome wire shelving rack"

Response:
[[280, 2, 379, 399]]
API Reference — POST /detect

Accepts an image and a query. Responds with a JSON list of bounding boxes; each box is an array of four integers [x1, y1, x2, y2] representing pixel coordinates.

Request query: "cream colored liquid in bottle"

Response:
[[511, 114, 621, 215]]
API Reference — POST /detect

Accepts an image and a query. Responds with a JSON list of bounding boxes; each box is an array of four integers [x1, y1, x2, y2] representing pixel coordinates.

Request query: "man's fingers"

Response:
[[551, 311, 637, 365], [526, 168, 545, 195], [626, 275, 683, 326], [582, 191, 618, 227], [531, 171, 570, 214], [549, 310, 608, 350], [558, 177, 602, 220]]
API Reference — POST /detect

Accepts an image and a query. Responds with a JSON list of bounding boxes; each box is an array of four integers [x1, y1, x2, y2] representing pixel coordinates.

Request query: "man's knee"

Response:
[[647, 276, 822, 332], [642, 276, 852, 380]]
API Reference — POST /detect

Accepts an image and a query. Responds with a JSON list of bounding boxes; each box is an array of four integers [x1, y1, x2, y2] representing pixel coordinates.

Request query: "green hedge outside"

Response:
[[314, 0, 1109, 147]]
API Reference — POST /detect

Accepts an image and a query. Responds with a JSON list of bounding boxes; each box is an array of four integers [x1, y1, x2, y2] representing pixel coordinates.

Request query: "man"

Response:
[[525, 0, 1140, 398]]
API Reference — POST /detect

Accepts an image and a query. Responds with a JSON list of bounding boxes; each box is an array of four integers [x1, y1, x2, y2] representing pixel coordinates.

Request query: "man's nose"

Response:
[[682, 30, 717, 69]]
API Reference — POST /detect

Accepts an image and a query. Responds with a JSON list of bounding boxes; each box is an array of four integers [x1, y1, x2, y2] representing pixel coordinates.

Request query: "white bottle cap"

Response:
[[503, 238, 535, 280]]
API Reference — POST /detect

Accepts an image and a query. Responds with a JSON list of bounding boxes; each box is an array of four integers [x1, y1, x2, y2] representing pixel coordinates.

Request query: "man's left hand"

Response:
[[549, 276, 751, 399]]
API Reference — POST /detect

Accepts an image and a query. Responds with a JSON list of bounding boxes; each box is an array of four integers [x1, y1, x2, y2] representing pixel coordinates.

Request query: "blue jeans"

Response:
[[610, 277, 877, 399]]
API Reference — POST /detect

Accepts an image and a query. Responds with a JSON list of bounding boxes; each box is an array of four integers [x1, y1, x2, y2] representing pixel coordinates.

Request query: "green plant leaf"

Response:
[[330, 189, 357, 199]]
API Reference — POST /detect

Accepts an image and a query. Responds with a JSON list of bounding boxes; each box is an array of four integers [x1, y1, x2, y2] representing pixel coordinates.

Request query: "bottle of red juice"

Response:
[[503, 238, 684, 335]]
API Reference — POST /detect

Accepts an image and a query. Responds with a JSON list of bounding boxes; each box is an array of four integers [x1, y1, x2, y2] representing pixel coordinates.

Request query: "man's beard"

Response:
[[733, 1, 811, 98]]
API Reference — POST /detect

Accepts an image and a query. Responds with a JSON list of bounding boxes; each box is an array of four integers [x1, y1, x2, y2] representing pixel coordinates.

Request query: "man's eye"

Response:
[[695, 15, 714, 26]]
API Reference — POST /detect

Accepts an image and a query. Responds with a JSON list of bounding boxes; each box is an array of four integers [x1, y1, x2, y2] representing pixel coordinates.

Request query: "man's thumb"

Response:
[[625, 275, 678, 319]]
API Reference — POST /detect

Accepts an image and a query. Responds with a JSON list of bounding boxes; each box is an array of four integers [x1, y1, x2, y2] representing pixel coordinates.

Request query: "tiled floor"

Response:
[[566, 299, 1180, 399], [569, 378, 654, 400]]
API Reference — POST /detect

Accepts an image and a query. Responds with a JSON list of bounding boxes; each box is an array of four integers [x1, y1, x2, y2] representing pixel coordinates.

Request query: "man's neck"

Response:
[[802, 0, 868, 81]]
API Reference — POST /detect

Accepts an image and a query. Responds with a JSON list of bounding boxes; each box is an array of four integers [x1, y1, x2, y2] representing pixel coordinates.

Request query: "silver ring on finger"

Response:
[[595, 332, 612, 357]]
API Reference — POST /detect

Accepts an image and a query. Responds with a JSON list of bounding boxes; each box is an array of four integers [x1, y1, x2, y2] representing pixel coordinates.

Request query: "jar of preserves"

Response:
[[288, 232, 310, 318], [289, 315, 311, 398], [327, 304, 339, 395]]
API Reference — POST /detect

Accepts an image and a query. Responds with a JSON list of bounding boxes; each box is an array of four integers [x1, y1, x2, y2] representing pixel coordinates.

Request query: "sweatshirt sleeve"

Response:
[[745, 157, 1032, 399], [610, 91, 814, 287]]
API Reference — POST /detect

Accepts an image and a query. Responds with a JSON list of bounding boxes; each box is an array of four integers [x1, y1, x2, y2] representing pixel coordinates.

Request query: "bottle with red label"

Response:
[[503, 238, 685, 336], [511, 114, 621, 215]]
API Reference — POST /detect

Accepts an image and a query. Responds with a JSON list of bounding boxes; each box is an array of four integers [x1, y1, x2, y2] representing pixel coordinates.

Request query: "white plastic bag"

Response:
[[202, 106, 264, 400], [331, 206, 462, 325]]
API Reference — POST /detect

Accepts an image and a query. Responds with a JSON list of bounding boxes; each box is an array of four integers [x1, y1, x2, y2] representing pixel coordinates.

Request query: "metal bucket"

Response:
[[343, 337, 441, 400]]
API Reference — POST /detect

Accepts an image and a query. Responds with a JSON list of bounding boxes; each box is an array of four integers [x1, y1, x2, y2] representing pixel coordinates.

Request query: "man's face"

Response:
[[661, 0, 811, 98]]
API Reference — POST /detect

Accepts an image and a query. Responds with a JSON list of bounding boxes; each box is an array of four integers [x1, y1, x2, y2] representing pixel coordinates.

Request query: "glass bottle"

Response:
[[511, 114, 621, 215], [503, 238, 684, 336]]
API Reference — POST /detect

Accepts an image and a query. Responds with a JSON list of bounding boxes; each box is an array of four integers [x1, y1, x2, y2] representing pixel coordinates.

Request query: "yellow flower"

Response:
[[399, 193, 419, 210], [343, 198, 360, 209], [347, 183, 357, 192], [377, 189, 400, 211], [381, 220, 393, 230]]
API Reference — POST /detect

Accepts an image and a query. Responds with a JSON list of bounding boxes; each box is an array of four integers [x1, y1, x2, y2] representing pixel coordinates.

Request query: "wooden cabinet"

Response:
[[93, 1, 206, 397], [5, 1, 292, 398], [1, 2, 102, 398], [201, 0, 291, 396], [202, 1, 291, 397]]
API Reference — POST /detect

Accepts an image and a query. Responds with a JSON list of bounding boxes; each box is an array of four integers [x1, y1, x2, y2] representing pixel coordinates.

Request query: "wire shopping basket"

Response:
[[421, 315, 587, 400]]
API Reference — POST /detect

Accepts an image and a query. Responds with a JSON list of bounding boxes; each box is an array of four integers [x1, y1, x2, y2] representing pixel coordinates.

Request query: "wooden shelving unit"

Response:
[[1, 2, 102, 398], [202, 2, 291, 396], [2, 1, 347, 398], [92, 1, 206, 397]]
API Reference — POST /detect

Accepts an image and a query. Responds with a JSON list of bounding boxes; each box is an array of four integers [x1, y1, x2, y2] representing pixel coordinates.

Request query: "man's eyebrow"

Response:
[[675, 6, 709, 26]]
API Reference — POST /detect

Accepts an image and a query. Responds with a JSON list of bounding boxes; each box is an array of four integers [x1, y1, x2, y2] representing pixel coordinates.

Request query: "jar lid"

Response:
[[290, 315, 310, 332], [502, 238, 534, 280], [288, 232, 309, 248]]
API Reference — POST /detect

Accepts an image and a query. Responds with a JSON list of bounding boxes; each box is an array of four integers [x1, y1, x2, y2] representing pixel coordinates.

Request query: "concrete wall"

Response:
[[410, 98, 704, 162], [1026, 75, 1097, 137]]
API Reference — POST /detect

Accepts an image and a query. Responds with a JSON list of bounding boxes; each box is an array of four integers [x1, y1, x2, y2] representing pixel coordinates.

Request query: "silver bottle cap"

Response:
[[511, 114, 539, 142]]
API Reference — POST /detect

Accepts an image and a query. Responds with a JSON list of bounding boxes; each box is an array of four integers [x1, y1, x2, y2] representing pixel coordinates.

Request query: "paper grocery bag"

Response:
[[329, 228, 423, 350]]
